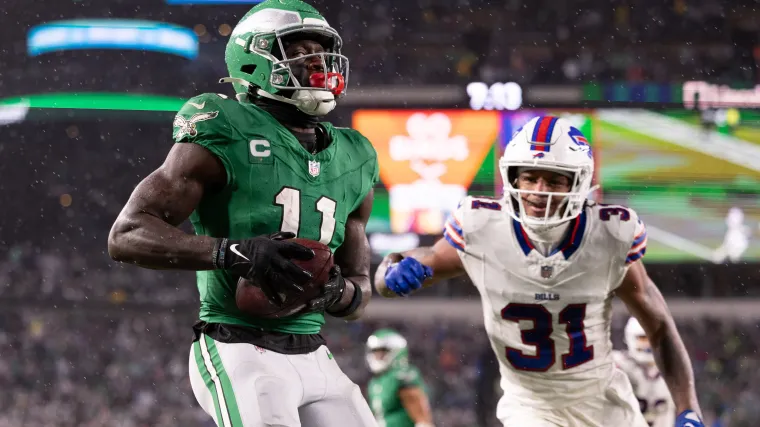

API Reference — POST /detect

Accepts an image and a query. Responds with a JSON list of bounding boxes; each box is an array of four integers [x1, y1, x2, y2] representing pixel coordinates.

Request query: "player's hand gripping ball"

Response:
[[384, 257, 433, 297], [675, 410, 704, 427], [236, 238, 334, 319]]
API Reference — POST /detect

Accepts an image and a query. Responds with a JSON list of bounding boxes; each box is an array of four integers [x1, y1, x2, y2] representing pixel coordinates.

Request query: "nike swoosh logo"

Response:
[[188, 101, 205, 109], [229, 244, 250, 261]]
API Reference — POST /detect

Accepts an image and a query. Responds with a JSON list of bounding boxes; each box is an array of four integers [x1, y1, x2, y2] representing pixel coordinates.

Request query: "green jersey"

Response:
[[172, 93, 378, 334], [368, 365, 426, 427]]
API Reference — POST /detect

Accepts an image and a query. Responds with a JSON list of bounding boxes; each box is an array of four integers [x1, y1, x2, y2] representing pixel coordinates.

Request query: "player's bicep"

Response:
[[117, 143, 224, 226], [615, 261, 671, 336]]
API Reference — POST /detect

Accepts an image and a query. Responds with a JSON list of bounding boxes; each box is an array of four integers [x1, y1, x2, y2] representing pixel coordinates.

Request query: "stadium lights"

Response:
[[27, 20, 199, 59], [0, 93, 185, 111]]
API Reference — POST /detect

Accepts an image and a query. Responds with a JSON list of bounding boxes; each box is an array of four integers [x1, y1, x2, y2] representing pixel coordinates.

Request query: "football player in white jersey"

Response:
[[374, 116, 704, 427], [614, 317, 676, 427]]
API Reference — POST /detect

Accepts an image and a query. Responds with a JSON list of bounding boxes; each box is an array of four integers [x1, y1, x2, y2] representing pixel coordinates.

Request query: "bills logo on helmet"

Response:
[[533, 152, 545, 159], [567, 126, 592, 158]]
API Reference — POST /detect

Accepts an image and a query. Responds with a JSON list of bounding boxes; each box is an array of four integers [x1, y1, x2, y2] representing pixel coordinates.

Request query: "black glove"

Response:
[[305, 265, 346, 313], [214, 231, 314, 304]]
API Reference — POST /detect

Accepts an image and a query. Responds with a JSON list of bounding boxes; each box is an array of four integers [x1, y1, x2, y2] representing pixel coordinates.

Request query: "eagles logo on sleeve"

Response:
[[172, 111, 219, 141]]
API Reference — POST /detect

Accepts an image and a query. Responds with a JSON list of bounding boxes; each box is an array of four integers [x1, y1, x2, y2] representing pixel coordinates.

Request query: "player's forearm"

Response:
[[108, 212, 217, 270], [650, 320, 701, 416], [330, 275, 370, 320], [399, 388, 434, 425]]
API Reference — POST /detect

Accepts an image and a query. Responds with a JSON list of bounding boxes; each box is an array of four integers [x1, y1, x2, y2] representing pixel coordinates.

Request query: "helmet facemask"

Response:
[[366, 347, 397, 373], [223, 2, 350, 117], [242, 26, 348, 116], [366, 331, 409, 374], [500, 158, 593, 233], [498, 116, 596, 234]]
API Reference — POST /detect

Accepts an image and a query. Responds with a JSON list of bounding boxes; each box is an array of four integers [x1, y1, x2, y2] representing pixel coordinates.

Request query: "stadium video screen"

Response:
[[354, 109, 760, 263], [2, 104, 758, 264]]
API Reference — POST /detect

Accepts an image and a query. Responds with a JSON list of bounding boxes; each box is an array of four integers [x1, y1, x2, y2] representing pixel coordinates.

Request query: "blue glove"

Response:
[[384, 257, 433, 297], [675, 410, 704, 427]]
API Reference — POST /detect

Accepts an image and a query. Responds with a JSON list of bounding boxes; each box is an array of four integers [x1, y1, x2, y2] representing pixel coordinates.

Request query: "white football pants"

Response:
[[189, 333, 378, 427], [496, 368, 649, 427]]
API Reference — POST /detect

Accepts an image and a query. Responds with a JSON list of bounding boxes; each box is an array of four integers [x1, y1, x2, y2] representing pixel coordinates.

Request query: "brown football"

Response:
[[235, 238, 334, 319]]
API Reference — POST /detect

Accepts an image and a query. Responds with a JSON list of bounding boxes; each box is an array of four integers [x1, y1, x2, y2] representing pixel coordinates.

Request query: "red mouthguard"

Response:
[[309, 72, 345, 96]]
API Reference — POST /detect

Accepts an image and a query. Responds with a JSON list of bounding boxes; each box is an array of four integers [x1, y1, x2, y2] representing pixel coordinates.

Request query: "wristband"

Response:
[[212, 238, 228, 269], [328, 281, 363, 318]]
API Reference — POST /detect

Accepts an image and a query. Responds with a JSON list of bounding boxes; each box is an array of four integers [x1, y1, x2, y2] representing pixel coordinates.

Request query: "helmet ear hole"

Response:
[[240, 64, 257, 75]]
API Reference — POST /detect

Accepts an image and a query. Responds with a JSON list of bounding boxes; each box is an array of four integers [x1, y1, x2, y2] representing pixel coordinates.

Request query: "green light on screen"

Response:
[[0, 93, 185, 111]]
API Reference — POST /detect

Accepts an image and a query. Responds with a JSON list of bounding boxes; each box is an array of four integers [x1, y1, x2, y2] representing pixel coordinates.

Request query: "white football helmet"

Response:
[[499, 116, 595, 231], [366, 329, 409, 374], [624, 317, 655, 364]]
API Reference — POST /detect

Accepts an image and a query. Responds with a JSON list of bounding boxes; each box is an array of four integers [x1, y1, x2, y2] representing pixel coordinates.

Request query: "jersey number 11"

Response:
[[275, 187, 337, 245]]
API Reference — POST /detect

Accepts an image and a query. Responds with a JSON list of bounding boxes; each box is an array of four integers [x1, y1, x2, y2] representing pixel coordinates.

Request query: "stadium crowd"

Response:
[[0, 301, 759, 427], [1, 0, 759, 101]]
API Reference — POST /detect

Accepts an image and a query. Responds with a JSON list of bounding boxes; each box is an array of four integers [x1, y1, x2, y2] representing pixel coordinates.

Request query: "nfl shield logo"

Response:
[[540, 265, 553, 279], [308, 160, 320, 177]]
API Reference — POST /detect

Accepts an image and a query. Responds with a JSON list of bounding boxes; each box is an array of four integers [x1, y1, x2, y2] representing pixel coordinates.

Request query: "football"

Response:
[[235, 238, 334, 319]]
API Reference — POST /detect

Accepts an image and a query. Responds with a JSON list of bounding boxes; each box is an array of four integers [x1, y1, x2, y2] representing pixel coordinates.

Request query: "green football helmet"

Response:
[[221, 0, 348, 116], [366, 329, 409, 374]]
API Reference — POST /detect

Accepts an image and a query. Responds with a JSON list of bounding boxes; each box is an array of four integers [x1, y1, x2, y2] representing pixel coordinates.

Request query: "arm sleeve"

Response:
[[626, 216, 647, 265], [172, 94, 234, 185], [396, 367, 425, 389], [443, 199, 467, 252]]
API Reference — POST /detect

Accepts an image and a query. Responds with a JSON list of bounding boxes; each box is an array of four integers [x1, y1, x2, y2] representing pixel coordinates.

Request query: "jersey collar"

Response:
[[512, 209, 588, 259]]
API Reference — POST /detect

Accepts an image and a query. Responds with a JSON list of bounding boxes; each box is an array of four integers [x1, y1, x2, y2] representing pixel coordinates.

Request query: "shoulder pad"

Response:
[[333, 126, 373, 146], [394, 366, 422, 386], [593, 204, 647, 265], [330, 126, 377, 158], [173, 94, 231, 144], [443, 196, 505, 252]]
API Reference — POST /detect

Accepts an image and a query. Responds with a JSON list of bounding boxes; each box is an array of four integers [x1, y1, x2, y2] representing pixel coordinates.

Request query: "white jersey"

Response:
[[612, 350, 675, 427], [444, 197, 648, 406]]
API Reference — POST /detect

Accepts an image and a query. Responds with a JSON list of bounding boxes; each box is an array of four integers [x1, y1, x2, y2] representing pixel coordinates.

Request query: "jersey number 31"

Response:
[[501, 303, 594, 371]]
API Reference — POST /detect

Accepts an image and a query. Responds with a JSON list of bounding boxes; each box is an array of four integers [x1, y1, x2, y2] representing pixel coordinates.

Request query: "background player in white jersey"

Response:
[[614, 317, 676, 427], [374, 116, 704, 427]]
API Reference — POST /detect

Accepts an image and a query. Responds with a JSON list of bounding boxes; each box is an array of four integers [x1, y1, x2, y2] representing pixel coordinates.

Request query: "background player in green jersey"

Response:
[[366, 329, 435, 427], [108, 1, 379, 426]]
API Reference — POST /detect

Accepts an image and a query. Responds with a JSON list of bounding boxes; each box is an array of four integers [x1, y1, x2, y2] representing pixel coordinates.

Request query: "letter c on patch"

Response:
[[250, 139, 271, 157]]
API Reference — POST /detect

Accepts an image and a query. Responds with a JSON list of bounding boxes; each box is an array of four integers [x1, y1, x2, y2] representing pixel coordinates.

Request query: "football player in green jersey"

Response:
[[366, 330, 435, 427], [108, 1, 379, 426]]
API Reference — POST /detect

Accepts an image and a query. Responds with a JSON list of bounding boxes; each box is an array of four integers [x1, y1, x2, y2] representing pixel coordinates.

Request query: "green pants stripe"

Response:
[[194, 335, 244, 427]]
